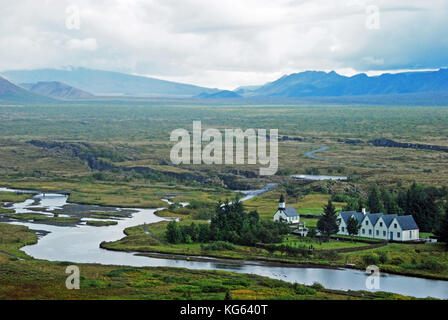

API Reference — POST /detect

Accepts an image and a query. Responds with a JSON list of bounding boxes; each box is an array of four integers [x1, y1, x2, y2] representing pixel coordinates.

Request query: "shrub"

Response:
[[318, 250, 341, 261], [106, 268, 142, 278], [293, 283, 316, 295], [201, 241, 235, 251], [310, 282, 324, 290], [390, 257, 405, 266], [170, 285, 201, 293], [379, 252, 389, 264], [362, 254, 380, 266], [420, 259, 446, 272], [331, 194, 350, 203]]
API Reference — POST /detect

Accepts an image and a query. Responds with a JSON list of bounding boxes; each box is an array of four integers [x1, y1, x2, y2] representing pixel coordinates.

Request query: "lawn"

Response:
[[280, 235, 371, 250], [244, 191, 346, 220]]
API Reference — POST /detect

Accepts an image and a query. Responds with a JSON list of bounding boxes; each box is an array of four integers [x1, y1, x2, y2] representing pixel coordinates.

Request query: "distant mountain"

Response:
[[3, 67, 219, 98], [21, 81, 94, 100], [243, 69, 448, 98], [197, 90, 242, 99], [234, 85, 262, 96], [0, 75, 53, 103]]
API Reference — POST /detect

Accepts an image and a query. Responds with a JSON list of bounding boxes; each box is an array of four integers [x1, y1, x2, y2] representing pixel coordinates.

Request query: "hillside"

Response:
[[21, 81, 94, 100], [0, 75, 53, 103], [4, 67, 219, 98]]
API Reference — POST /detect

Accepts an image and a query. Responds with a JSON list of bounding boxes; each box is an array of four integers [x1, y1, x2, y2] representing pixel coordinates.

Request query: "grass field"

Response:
[[0, 103, 447, 192], [0, 102, 447, 299]]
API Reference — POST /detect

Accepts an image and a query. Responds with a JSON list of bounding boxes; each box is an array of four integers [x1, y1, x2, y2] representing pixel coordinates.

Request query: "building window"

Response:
[[362, 229, 365, 234], [366, 221, 369, 226], [369, 230, 372, 235], [394, 223, 397, 228], [341, 227, 345, 232], [410, 231, 412, 238], [383, 231, 386, 237], [376, 230, 379, 236], [397, 232, 401, 238], [380, 222, 383, 227]]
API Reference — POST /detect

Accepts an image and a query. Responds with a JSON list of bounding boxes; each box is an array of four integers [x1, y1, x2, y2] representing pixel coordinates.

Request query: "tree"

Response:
[[347, 216, 361, 239], [367, 186, 385, 213], [166, 221, 183, 244], [317, 200, 340, 239], [343, 197, 359, 211], [398, 183, 443, 232], [436, 208, 448, 249], [381, 189, 401, 215]]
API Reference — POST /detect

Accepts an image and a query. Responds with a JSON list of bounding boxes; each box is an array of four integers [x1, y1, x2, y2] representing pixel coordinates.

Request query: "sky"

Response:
[[0, 0, 447, 89]]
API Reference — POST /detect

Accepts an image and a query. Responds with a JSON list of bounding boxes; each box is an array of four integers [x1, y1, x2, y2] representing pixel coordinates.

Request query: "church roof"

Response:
[[281, 207, 299, 217], [279, 194, 285, 203]]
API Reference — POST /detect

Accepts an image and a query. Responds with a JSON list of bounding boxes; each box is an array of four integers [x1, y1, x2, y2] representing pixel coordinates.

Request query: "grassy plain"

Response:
[[0, 103, 447, 193], [0, 101, 447, 299]]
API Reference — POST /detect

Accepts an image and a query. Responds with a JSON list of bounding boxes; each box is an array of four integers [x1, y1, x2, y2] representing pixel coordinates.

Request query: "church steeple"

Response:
[[279, 194, 286, 210]]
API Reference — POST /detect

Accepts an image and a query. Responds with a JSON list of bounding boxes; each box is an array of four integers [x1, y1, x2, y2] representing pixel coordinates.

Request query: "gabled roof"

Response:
[[367, 213, 383, 226], [339, 211, 365, 224], [381, 214, 398, 228], [339, 212, 419, 230], [396, 215, 419, 230], [280, 207, 299, 217]]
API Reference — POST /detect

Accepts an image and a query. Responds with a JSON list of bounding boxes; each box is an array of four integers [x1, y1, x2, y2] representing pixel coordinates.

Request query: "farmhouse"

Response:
[[273, 194, 300, 224], [338, 209, 420, 241]]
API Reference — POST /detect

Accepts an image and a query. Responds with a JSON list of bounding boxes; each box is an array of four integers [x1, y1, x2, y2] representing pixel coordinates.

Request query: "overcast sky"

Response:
[[1, 0, 447, 89]]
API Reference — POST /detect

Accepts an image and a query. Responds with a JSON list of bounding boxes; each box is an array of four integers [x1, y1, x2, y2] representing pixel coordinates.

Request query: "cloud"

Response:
[[66, 38, 98, 51], [0, 0, 447, 89]]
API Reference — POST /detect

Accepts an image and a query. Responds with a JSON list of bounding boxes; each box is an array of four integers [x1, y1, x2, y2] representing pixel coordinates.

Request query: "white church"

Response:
[[273, 194, 300, 224]]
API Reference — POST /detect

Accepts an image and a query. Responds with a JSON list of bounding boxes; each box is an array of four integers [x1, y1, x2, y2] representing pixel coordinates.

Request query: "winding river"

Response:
[[1, 186, 448, 299]]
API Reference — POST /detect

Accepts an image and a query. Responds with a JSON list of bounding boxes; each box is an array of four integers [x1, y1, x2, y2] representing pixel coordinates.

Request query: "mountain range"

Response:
[[3, 67, 218, 98], [1, 67, 448, 104], [240, 69, 448, 98]]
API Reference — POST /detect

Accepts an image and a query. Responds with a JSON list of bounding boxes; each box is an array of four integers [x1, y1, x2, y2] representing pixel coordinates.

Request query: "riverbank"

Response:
[[2, 186, 448, 299], [102, 221, 448, 282], [1, 223, 415, 300]]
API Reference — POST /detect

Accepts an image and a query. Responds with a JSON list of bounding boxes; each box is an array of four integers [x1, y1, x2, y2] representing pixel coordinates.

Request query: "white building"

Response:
[[338, 209, 420, 242], [273, 194, 300, 224]]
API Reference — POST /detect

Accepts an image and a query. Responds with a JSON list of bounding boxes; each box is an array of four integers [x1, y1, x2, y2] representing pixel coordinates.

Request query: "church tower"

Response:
[[278, 194, 286, 210]]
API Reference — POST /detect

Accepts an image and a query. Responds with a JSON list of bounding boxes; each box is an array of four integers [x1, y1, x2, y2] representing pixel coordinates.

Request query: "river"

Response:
[[1, 187, 447, 299]]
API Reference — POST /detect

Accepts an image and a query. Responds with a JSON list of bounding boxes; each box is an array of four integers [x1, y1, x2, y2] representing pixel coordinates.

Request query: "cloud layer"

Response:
[[1, 0, 447, 89]]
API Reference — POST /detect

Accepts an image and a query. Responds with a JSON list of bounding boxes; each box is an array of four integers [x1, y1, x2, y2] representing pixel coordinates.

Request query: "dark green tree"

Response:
[[317, 200, 340, 239], [435, 208, 448, 249], [347, 216, 361, 239], [398, 183, 443, 232], [367, 186, 385, 213]]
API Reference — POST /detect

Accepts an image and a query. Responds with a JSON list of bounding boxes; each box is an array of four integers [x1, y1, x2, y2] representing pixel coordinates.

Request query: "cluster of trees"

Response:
[[165, 221, 210, 244], [342, 183, 447, 233], [165, 199, 290, 246]]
